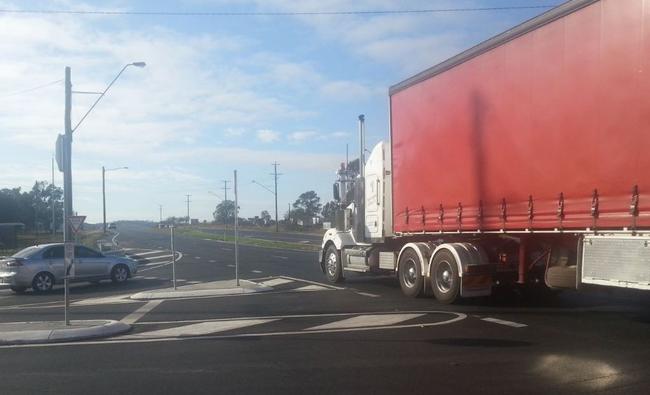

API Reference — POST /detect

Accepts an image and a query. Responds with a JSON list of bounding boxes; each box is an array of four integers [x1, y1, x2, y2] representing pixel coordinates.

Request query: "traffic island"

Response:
[[129, 279, 272, 301], [0, 320, 131, 345]]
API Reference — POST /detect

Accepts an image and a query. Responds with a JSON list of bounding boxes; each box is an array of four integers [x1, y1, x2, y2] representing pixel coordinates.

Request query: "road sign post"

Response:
[[234, 170, 239, 287], [64, 215, 85, 326], [170, 225, 176, 290]]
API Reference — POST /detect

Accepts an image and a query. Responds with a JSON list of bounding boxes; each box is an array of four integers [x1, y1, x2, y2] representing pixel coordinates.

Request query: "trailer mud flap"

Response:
[[460, 273, 492, 297]]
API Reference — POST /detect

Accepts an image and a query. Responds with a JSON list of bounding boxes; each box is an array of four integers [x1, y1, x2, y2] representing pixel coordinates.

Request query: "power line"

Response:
[[0, 5, 559, 17], [0, 79, 62, 98]]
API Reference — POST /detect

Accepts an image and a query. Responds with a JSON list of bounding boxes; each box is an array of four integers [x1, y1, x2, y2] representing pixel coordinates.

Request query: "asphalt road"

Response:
[[194, 225, 323, 245], [0, 222, 649, 394]]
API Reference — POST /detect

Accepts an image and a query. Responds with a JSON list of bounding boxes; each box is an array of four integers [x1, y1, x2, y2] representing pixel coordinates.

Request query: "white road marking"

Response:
[[186, 281, 201, 284], [278, 275, 346, 290], [481, 317, 528, 328], [227, 264, 234, 267], [143, 277, 158, 280], [305, 313, 424, 331], [251, 270, 263, 274], [125, 318, 278, 339], [194, 256, 201, 259], [271, 255, 288, 260], [209, 260, 216, 263], [0, 311, 467, 348], [221, 248, 233, 251], [294, 285, 329, 292], [355, 291, 380, 298], [121, 300, 163, 325], [260, 278, 294, 287]]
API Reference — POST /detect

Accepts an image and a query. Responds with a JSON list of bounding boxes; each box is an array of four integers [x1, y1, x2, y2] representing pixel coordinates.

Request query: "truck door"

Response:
[[365, 142, 385, 239]]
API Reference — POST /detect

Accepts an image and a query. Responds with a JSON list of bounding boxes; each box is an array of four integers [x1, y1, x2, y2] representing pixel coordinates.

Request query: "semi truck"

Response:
[[319, 0, 650, 303]]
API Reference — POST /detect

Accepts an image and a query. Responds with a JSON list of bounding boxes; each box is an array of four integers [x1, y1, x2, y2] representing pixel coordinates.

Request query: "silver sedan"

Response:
[[0, 243, 138, 293]]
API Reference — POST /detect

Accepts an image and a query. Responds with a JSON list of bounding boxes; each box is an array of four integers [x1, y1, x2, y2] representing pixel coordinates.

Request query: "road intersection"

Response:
[[0, 222, 648, 394]]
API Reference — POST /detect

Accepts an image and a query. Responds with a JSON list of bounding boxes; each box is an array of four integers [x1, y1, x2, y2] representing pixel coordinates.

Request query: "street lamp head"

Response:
[[131, 62, 146, 68]]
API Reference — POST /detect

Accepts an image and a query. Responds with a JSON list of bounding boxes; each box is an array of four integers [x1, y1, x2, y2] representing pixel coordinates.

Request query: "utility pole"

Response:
[[63, 66, 73, 326], [159, 204, 163, 224], [51, 157, 55, 236], [271, 162, 281, 232], [222, 180, 230, 202], [102, 166, 106, 233], [185, 194, 191, 224]]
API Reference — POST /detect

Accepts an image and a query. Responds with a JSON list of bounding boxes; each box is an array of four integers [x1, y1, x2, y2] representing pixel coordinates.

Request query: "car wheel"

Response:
[[10, 286, 26, 294], [324, 245, 343, 283], [111, 264, 130, 284], [398, 248, 424, 298], [430, 250, 460, 304], [32, 272, 55, 293]]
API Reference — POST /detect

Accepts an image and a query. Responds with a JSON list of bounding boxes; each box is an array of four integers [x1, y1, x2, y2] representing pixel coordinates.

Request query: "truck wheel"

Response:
[[398, 248, 424, 297], [430, 250, 460, 304], [324, 245, 343, 283]]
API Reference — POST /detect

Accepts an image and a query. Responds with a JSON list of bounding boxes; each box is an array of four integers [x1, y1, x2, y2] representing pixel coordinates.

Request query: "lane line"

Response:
[[251, 270, 263, 274], [121, 300, 162, 325], [221, 248, 233, 251], [481, 317, 527, 328], [271, 255, 288, 260], [123, 318, 278, 339], [209, 260, 216, 263], [194, 257, 201, 259], [306, 313, 424, 331]]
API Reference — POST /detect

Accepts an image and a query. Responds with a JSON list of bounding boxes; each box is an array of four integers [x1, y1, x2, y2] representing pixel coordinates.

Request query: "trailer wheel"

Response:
[[430, 250, 460, 304], [398, 248, 424, 297], [324, 245, 343, 283]]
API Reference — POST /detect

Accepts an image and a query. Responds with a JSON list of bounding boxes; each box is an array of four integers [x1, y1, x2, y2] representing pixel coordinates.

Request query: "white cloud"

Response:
[[256, 129, 280, 143], [287, 130, 318, 142]]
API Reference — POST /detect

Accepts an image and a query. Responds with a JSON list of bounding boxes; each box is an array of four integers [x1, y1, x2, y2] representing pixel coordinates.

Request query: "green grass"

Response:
[[174, 228, 320, 252]]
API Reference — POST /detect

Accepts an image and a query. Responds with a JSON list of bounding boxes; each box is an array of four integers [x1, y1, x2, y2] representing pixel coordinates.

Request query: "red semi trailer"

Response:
[[319, 0, 650, 303]]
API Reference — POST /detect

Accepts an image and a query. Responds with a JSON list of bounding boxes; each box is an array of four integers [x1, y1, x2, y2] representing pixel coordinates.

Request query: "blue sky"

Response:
[[0, 0, 554, 223]]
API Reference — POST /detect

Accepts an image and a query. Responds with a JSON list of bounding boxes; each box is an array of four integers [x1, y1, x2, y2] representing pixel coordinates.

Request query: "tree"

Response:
[[321, 201, 338, 224], [213, 200, 236, 224], [260, 210, 271, 225], [0, 181, 63, 232], [292, 191, 321, 225]]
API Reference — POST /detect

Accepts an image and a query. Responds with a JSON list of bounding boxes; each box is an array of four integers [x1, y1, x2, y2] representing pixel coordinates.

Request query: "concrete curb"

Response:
[[129, 280, 272, 301], [0, 320, 131, 345]]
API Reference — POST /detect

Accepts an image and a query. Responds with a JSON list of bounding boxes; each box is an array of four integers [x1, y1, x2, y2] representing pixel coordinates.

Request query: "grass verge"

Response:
[[175, 228, 320, 252]]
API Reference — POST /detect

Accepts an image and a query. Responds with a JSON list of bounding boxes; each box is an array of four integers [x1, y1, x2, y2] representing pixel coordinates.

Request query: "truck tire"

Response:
[[398, 248, 424, 297], [324, 245, 343, 283], [430, 250, 460, 304]]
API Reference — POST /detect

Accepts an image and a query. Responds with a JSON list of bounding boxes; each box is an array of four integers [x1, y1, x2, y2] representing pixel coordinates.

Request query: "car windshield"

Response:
[[11, 246, 41, 259]]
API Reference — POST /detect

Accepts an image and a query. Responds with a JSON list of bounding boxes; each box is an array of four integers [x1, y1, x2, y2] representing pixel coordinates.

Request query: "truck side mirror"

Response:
[[333, 183, 340, 201]]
